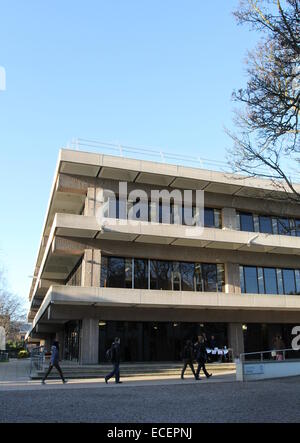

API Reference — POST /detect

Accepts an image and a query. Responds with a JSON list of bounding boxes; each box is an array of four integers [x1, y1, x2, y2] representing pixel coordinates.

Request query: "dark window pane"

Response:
[[202, 264, 217, 292], [295, 220, 300, 237], [134, 259, 148, 289], [181, 262, 194, 291], [204, 208, 214, 228], [107, 257, 125, 288], [282, 269, 296, 295], [263, 268, 278, 294], [150, 260, 172, 290], [240, 266, 245, 293], [240, 212, 254, 232], [172, 262, 181, 291], [125, 258, 132, 288], [277, 218, 290, 236], [244, 266, 258, 293], [194, 264, 203, 291], [259, 216, 273, 234]]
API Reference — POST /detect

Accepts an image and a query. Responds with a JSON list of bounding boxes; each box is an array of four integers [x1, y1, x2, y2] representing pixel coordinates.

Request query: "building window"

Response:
[[202, 264, 218, 292], [101, 255, 224, 292], [277, 218, 291, 236], [259, 216, 273, 234], [150, 260, 172, 290], [181, 262, 195, 291], [282, 269, 296, 295], [239, 212, 254, 232], [243, 266, 258, 293], [240, 265, 300, 295], [263, 268, 277, 294], [134, 259, 148, 289]]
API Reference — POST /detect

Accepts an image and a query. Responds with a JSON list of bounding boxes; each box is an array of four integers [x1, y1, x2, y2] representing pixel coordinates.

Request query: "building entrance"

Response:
[[98, 321, 228, 363]]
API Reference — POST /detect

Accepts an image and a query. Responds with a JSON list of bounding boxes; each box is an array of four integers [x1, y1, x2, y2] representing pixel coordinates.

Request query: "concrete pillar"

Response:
[[225, 263, 241, 294], [228, 323, 244, 359], [222, 207, 237, 230], [80, 318, 99, 365], [84, 186, 104, 217], [82, 249, 101, 287]]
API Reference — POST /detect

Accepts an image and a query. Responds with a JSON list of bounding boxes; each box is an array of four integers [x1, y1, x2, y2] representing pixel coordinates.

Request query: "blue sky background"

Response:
[[0, 0, 258, 313]]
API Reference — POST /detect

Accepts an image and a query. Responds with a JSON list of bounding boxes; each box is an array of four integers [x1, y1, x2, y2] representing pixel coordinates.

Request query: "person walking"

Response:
[[194, 335, 212, 380], [105, 337, 122, 384], [41, 341, 67, 384], [181, 340, 197, 380]]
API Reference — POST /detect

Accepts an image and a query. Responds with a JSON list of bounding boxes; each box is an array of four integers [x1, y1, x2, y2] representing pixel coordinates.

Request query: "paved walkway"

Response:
[[0, 359, 31, 382], [1, 375, 300, 422]]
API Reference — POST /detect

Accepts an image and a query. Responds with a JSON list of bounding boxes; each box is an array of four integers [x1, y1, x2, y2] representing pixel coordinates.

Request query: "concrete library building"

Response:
[[27, 149, 300, 364]]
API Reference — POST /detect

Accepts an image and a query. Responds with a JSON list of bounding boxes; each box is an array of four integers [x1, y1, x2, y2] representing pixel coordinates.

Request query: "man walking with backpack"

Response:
[[194, 335, 212, 380], [105, 337, 122, 384], [181, 339, 197, 380]]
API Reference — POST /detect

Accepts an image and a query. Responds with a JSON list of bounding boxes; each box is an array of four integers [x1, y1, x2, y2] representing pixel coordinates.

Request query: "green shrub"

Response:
[[17, 350, 29, 359]]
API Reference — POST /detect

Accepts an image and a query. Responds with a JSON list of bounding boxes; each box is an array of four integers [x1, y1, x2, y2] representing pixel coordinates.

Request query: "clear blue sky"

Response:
[[0, 0, 258, 312]]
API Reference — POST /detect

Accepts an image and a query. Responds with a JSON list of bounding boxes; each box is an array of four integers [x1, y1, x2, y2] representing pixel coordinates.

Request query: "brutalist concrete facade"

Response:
[[27, 149, 300, 363]]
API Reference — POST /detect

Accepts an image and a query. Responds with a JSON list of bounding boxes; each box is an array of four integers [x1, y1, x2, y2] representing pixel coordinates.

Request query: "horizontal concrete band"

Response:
[[30, 285, 300, 330], [52, 214, 300, 254]]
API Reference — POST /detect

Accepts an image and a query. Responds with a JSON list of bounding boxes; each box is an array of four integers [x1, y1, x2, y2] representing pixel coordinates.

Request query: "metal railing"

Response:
[[29, 346, 45, 376], [240, 348, 300, 363], [0, 350, 9, 362]]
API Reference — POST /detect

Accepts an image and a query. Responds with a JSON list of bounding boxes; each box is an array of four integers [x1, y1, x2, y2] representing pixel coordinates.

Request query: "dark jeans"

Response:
[[42, 362, 65, 382], [181, 360, 197, 379], [106, 362, 120, 383], [196, 361, 210, 379]]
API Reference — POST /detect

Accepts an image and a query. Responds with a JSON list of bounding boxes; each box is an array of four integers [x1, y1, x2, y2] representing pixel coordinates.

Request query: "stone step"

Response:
[[31, 362, 236, 379]]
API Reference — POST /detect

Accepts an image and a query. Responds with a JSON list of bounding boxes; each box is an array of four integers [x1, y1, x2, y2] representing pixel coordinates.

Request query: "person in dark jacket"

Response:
[[42, 341, 66, 384], [105, 337, 122, 384], [181, 340, 197, 380], [194, 335, 212, 380]]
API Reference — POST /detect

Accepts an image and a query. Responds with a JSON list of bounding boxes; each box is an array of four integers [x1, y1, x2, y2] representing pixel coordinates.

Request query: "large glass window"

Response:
[[204, 208, 215, 228], [101, 256, 224, 292], [202, 264, 217, 292], [194, 264, 203, 291], [277, 218, 291, 236], [282, 269, 296, 295], [150, 260, 172, 290], [181, 262, 194, 291], [243, 266, 258, 293], [134, 259, 148, 289], [259, 216, 273, 234], [107, 257, 126, 288], [239, 212, 254, 232], [263, 268, 277, 294]]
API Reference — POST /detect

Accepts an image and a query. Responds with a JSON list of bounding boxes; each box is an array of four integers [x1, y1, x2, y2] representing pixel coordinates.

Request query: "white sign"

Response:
[[244, 364, 264, 375]]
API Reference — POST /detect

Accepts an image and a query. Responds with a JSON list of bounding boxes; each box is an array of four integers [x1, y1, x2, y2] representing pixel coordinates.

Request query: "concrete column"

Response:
[[222, 207, 237, 230], [82, 249, 101, 287], [84, 186, 104, 217], [225, 263, 241, 294], [228, 323, 244, 359], [80, 318, 99, 365]]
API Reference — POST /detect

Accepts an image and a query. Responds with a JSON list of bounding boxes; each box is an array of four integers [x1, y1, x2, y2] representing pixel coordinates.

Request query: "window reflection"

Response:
[[243, 266, 258, 293], [240, 213, 254, 232], [134, 259, 148, 289]]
